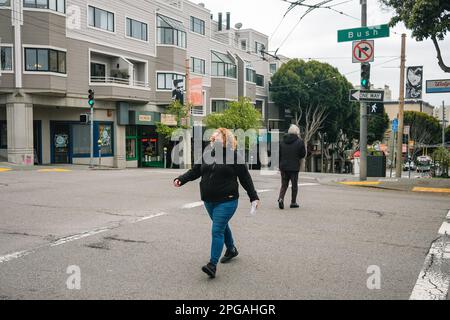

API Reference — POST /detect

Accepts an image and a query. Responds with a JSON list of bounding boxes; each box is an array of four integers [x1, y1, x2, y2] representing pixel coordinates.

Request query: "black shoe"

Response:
[[201, 263, 216, 278], [278, 199, 284, 210], [220, 247, 239, 264], [290, 203, 300, 208]]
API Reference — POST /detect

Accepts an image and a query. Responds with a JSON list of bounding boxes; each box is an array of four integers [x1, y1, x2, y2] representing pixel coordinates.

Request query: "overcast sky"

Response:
[[200, 0, 450, 108]]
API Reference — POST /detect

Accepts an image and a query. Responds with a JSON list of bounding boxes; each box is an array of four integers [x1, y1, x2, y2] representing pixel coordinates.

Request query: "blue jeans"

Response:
[[204, 200, 239, 265]]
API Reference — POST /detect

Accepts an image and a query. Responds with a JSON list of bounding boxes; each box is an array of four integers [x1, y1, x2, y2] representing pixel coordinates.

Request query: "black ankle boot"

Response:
[[202, 263, 216, 278], [278, 199, 284, 210], [220, 247, 239, 264]]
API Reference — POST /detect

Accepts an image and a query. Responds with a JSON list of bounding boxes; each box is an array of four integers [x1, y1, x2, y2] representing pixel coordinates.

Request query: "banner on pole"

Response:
[[406, 66, 423, 99]]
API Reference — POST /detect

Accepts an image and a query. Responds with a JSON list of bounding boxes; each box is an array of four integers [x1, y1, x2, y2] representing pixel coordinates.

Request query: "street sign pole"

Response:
[[90, 104, 94, 168], [359, 0, 368, 181]]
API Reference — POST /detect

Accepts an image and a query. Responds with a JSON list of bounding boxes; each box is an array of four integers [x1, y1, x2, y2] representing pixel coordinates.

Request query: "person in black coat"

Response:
[[174, 128, 259, 279], [278, 124, 306, 209]]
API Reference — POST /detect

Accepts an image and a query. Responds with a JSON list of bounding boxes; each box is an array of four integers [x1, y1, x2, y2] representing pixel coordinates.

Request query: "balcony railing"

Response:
[[91, 76, 149, 88]]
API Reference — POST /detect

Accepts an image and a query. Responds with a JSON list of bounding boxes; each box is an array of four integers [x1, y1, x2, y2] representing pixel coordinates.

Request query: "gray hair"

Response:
[[288, 124, 300, 136]]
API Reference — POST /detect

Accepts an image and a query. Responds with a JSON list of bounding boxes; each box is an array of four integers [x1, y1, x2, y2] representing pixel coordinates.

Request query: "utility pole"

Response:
[[442, 101, 446, 148], [184, 58, 192, 169], [395, 34, 406, 178], [359, 0, 368, 181]]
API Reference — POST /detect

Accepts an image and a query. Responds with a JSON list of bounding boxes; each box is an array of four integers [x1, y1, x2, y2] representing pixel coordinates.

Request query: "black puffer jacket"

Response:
[[176, 149, 259, 203], [279, 134, 306, 172]]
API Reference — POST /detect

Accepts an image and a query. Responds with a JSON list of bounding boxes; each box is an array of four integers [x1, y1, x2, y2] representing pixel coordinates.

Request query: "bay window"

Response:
[[25, 48, 66, 73], [157, 14, 186, 48], [211, 51, 236, 78]]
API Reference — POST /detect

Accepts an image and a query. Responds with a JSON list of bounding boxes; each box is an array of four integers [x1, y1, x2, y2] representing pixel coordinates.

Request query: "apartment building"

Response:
[[0, 0, 274, 168]]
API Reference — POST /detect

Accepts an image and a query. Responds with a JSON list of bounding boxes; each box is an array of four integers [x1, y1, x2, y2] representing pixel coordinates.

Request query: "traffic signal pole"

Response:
[[88, 90, 95, 168], [395, 34, 406, 178], [359, 0, 368, 181]]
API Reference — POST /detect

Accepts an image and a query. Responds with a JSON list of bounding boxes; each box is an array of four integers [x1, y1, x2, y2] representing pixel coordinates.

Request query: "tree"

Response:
[[367, 112, 390, 145], [404, 111, 442, 157], [380, 0, 450, 73], [271, 59, 359, 172], [204, 97, 262, 131], [156, 100, 189, 140], [446, 126, 450, 143], [432, 147, 450, 178]]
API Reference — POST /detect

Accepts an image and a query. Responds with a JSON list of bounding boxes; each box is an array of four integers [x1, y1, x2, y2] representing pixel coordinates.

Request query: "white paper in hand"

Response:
[[250, 201, 258, 216]]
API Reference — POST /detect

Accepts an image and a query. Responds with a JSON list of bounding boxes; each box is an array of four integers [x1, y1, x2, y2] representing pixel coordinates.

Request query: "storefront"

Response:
[[125, 111, 164, 168]]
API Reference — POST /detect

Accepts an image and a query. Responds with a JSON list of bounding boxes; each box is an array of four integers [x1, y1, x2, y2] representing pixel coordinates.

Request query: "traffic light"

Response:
[[361, 63, 371, 89], [88, 89, 95, 106]]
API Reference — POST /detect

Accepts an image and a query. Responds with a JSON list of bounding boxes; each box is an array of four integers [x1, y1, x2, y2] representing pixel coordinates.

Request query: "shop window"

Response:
[[126, 125, 137, 161], [72, 124, 90, 156], [0, 121, 7, 149], [98, 123, 113, 155]]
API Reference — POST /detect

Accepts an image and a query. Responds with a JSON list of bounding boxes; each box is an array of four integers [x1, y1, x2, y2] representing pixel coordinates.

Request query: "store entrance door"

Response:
[[51, 122, 71, 164], [138, 126, 164, 168]]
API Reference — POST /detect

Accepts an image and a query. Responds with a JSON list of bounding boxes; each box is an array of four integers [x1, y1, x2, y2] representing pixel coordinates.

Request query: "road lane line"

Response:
[[182, 202, 204, 209], [38, 169, 72, 173], [257, 189, 273, 193], [447, 210, 450, 220], [298, 183, 320, 187], [0, 168, 12, 172], [50, 228, 109, 247], [438, 221, 450, 236], [0, 250, 32, 264], [134, 212, 168, 222]]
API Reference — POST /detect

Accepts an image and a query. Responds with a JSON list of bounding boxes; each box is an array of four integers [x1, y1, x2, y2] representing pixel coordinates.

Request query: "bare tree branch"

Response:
[[432, 36, 450, 73]]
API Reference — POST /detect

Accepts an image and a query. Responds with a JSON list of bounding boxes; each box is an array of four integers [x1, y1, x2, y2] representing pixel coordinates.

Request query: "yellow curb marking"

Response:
[[340, 181, 381, 186], [413, 187, 450, 194], [38, 169, 72, 172], [0, 168, 12, 172]]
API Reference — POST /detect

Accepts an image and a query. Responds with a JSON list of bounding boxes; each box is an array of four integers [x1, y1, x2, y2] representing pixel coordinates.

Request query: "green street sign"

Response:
[[338, 24, 390, 42]]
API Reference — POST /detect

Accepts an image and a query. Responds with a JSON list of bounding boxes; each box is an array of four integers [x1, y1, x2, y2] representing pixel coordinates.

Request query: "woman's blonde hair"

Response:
[[210, 128, 237, 150]]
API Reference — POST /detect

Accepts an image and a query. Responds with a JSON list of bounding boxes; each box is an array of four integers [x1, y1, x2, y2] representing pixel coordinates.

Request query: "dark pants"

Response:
[[278, 171, 299, 204]]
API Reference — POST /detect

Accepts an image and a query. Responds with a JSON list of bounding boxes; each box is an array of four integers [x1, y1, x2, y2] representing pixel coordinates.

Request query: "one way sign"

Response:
[[349, 89, 385, 102]]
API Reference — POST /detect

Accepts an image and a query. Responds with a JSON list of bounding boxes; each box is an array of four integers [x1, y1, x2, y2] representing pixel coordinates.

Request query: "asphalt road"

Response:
[[0, 167, 449, 300]]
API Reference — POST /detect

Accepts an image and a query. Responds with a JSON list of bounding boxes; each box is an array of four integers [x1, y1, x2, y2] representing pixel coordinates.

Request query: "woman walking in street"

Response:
[[174, 128, 259, 279], [278, 124, 306, 209]]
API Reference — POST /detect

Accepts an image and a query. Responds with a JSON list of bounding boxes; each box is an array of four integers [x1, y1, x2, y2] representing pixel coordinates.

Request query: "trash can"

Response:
[[367, 155, 386, 177]]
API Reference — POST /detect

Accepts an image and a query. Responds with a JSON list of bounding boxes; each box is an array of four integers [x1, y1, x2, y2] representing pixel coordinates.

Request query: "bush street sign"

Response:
[[338, 24, 390, 42], [349, 90, 385, 102]]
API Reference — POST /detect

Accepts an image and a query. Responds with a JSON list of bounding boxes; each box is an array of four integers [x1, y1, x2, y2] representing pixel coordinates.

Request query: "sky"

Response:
[[200, 0, 450, 108]]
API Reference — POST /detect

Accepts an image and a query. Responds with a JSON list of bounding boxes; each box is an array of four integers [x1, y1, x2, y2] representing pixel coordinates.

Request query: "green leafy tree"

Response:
[[271, 58, 359, 172], [432, 147, 450, 177], [380, 0, 450, 73], [446, 126, 450, 143], [368, 112, 390, 145], [156, 100, 189, 140], [204, 97, 262, 131], [404, 111, 442, 157]]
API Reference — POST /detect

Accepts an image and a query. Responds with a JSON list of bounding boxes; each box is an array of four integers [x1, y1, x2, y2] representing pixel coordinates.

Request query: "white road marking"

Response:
[[50, 228, 109, 247], [182, 202, 204, 209], [447, 210, 450, 220], [0, 250, 32, 264], [298, 183, 320, 187], [438, 221, 450, 236], [410, 239, 450, 300], [134, 212, 168, 222], [257, 189, 273, 193]]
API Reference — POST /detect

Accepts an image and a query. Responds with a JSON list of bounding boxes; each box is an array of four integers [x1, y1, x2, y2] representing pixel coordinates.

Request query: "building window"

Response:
[[190, 16, 205, 35], [88, 6, 114, 32], [25, 48, 66, 73], [0, 0, 11, 7], [126, 18, 148, 41], [72, 124, 90, 156], [240, 40, 247, 51], [211, 100, 229, 113], [1, 47, 12, 71], [157, 73, 184, 90], [255, 41, 265, 55], [0, 121, 7, 149], [256, 74, 264, 87], [211, 51, 236, 78], [190, 57, 205, 75], [157, 14, 186, 48], [255, 100, 264, 115], [270, 63, 277, 74], [246, 68, 256, 83], [23, 0, 65, 13]]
